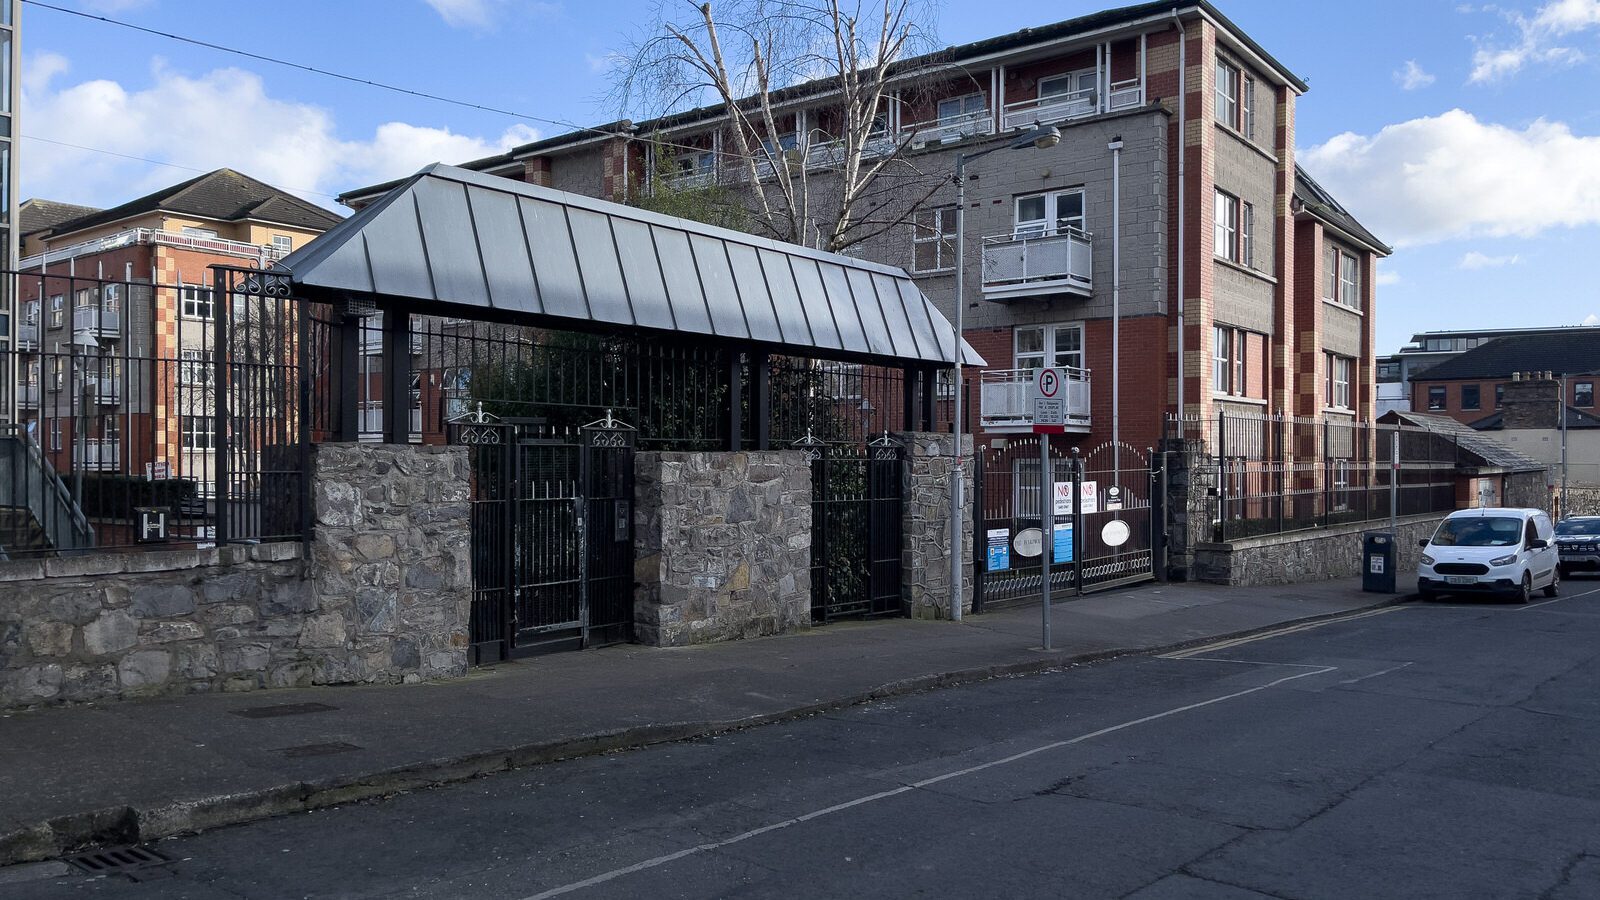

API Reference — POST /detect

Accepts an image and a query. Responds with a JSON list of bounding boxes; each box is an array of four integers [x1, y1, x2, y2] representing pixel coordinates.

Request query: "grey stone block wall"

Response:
[[633, 450, 812, 646], [1191, 513, 1445, 587], [895, 432, 974, 619], [0, 443, 473, 709]]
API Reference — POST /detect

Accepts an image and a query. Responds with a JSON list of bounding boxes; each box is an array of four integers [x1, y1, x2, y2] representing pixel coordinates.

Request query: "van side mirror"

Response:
[[1529, 539, 1548, 550], [1418, 539, 1430, 548]]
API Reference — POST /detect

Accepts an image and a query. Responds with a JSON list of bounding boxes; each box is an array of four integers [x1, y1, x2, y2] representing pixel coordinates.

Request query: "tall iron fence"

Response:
[[1167, 409, 1460, 543]]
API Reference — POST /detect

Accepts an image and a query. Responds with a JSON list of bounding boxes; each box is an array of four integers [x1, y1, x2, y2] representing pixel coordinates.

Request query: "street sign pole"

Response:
[[1040, 430, 1052, 652]]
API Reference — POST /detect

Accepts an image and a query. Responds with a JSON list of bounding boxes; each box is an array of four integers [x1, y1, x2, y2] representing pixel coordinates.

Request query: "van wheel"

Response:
[[1544, 570, 1560, 598], [1515, 573, 1533, 604]]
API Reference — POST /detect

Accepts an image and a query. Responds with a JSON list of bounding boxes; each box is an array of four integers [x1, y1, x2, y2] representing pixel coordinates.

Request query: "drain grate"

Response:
[[229, 701, 338, 719], [64, 846, 175, 882], [276, 741, 363, 758]]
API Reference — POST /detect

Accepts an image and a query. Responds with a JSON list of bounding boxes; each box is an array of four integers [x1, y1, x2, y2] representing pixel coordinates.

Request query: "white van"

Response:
[[1417, 508, 1559, 602]]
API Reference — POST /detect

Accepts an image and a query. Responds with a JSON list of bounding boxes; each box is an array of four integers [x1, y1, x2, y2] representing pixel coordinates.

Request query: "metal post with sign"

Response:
[[1031, 368, 1069, 651]]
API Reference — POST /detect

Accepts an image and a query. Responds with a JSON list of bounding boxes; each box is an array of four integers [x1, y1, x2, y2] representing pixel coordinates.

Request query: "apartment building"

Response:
[[340, 0, 1388, 453], [1405, 330, 1600, 426], [1, 0, 20, 425], [14, 169, 341, 492], [1377, 324, 1599, 414]]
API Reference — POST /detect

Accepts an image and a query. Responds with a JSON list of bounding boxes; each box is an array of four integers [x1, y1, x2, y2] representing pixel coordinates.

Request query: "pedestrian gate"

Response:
[[452, 409, 636, 663], [798, 432, 905, 622]]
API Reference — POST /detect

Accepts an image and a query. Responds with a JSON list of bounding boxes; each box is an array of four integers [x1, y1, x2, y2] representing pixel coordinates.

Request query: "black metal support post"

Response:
[[382, 308, 410, 444], [751, 351, 770, 451], [332, 314, 360, 441], [920, 367, 936, 432], [902, 367, 916, 432], [297, 295, 313, 551], [727, 353, 743, 451], [211, 267, 232, 546], [971, 450, 985, 613]]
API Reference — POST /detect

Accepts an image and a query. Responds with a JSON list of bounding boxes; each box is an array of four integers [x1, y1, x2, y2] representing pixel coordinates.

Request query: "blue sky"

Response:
[[19, 0, 1600, 352]]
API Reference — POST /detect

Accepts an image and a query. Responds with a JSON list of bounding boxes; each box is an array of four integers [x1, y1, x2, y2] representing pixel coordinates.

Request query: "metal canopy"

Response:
[[279, 164, 983, 367]]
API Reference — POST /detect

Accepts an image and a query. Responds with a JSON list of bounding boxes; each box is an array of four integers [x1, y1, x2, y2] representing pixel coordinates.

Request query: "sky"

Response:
[[17, 0, 1600, 353]]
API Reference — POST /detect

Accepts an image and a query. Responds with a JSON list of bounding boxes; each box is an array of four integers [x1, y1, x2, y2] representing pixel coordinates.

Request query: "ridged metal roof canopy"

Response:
[[279, 164, 983, 367]]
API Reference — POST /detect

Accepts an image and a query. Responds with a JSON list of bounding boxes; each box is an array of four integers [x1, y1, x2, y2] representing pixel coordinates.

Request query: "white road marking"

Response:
[[1338, 662, 1414, 684], [1160, 607, 1404, 659], [513, 665, 1338, 900]]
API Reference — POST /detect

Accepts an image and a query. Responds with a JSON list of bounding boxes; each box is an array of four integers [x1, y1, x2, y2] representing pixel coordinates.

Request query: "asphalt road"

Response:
[[7, 582, 1600, 900]]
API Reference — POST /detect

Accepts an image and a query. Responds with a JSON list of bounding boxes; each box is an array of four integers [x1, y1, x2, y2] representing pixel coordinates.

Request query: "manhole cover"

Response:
[[275, 741, 363, 758], [64, 846, 175, 882], [229, 702, 338, 719]]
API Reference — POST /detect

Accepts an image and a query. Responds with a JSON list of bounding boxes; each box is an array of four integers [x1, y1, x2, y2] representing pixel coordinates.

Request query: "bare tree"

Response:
[[611, 0, 951, 253]]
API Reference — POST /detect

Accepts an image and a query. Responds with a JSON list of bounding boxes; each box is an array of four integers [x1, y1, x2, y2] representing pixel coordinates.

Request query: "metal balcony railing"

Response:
[[75, 438, 121, 471], [19, 227, 290, 270], [901, 110, 995, 147], [979, 366, 1092, 431], [84, 376, 123, 405], [803, 133, 896, 171], [17, 322, 38, 349], [19, 383, 39, 408], [981, 227, 1093, 301], [1003, 87, 1098, 131], [1108, 77, 1144, 110], [72, 305, 122, 337]]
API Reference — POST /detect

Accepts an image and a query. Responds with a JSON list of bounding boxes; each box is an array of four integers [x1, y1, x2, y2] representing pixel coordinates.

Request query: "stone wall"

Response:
[[633, 451, 811, 646], [1563, 486, 1600, 518], [0, 442, 472, 709], [1192, 513, 1444, 588], [896, 432, 973, 619]]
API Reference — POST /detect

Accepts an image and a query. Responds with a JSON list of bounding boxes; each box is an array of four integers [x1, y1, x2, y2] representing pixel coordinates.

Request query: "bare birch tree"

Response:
[[611, 0, 949, 253]]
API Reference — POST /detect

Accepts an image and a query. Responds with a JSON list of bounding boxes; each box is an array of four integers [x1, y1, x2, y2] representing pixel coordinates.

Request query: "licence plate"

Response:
[[1446, 575, 1477, 585]]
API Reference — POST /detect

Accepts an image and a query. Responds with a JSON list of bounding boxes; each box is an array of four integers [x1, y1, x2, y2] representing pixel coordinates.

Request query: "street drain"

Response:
[[276, 741, 363, 758], [229, 701, 338, 719], [64, 846, 175, 882]]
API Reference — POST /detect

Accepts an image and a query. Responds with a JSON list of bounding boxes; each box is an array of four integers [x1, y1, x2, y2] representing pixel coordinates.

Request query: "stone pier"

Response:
[[894, 432, 974, 620]]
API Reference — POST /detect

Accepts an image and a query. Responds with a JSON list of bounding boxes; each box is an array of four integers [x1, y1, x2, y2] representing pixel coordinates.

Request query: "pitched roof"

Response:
[[1410, 330, 1600, 381], [280, 164, 983, 368], [41, 169, 344, 238], [1471, 405, 1600, 431], [340, 0, 1306, 204], [19, 199, 102, 237], [1378, 410, 1546, 472], [1294, 165, 1390, 255]]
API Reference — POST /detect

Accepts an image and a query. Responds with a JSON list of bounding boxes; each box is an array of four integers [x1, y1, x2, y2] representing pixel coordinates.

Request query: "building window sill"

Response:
[[1214, 394, 1268, 407], [1322, 298, 1364, 317], [1214, 256, 1277, 285]]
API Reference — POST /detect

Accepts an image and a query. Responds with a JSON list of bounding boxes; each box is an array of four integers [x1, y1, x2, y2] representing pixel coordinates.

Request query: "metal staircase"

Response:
[[0, 425, 95, 560]]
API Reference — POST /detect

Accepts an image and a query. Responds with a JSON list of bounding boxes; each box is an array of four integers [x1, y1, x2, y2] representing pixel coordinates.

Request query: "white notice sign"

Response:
[[1052, 480, 1100, 515]]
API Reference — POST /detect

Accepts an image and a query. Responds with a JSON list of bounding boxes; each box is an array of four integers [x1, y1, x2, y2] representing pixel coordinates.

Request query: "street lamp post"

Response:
[[949, 124, 1062, 622], [69, 328, 101, 506]]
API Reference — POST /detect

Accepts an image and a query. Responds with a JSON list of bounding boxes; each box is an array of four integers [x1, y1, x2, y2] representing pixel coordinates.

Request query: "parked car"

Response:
[[1555, 516, 1600, 578], [1417, 508, 1559, 602]]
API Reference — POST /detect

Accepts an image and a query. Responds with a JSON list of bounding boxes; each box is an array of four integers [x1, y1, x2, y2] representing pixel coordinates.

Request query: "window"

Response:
[[1039, 69, 1097, 112], [1325, 353, 1352, 409], [935, 92, 986, 123], [23, 300, 37, 323], [1377, 362, 1400, 382], [674, 151, 715, 178], [1214, 190, 1239, 262], [1014, 189, 1085, 239], [1577, 381, 1595, 408], [1462, 384, 1481, 411], [50, 419, 61, 452], [1338, 253, 1360, 308], [1323, 247, 1337, 301], [181, 226, 219, 239], [1241, 75, 1256, 140], [1495, 383, 1505, 408], [49, 294, 63, 328], [101, 284, 121, 311], [1213, 326, 1233, 394], [180, 285, 213, 320], [49, 358, 63, 392], [272, 234, 293, 253], [102, 415, 120, 443], [912, 206, 958, 273], [179, 348, 211, 385], [181, 415, 215, 451], [1428, 385, 1446, 411], [25, 360, 38, 385], [1240, 201, 1255, 268], [1014, 323, 1083, 371], [1215, 58, 1239, 128]]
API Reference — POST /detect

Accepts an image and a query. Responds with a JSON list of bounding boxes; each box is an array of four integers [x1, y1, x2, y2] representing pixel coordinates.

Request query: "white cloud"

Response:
[[1459, 251, 1522, 268], [1376, 269, 1402, 286], [1394, 60, 1437, 89], [1583, 313, 1600, 325], [1299, 109, 1600, 247], [21, 55, 539, 210], [423, 0, 560, 29], [1469, 0, 1600, 82]]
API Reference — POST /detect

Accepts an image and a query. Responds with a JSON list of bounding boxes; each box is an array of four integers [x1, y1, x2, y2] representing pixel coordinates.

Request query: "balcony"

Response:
[[980, 367, 1091, 433], [980, 228, 1093, 301], [75, 438, 121, 471], [17, 322, 38, 350], [19, 227, 290, 270], [901, 110, 995, 148], [19, 383, 39, 408], [1003, 87, 1098, 131], [803, 133, 896, 172], [73, 306, 122, 337]]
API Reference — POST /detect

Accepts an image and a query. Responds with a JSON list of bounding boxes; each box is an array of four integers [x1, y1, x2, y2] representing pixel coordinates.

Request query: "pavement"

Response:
[[0, 577, 1405, 868]]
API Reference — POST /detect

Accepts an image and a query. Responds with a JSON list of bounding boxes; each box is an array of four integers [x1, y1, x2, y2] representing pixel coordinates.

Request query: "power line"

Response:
[[21, 0, 763, 168], [22, 135, 342, 200]]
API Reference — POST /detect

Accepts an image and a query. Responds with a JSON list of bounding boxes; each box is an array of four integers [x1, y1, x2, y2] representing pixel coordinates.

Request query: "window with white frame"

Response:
[[1576, 381, 1595, 408], [180, 285, 213, 320], [674, 150, 715, 178], [1214, 190, 1239, 263], [1427, 385, 1446, 410], [1013, 189, 1085, 239], [49, 357, 63, 392], [1241, 74, 1256, 140], [49, 294, 63, 328], [935, 92, 986, 123], [102, 415, 120, 443], [179, 348, 211, 385], [911, 205, 958, 273], [50, 419, 61, 451], [1213, 326, 1232, 394], [1215, 58, 1240, 128], [1039, 69, 1096, 103], [1240, 201, 1255, 269], [181, 415, 215, 451], [272, 234, 293, 254], [25, 359, 38, 385], [1338, 253, 1360, 308], [101, 283, 121, 311], [24, 299, 37, 323], [1014, 323, 1083, 372], [1323, 246, 1337, 301], [1325, 353, 1353, 409]]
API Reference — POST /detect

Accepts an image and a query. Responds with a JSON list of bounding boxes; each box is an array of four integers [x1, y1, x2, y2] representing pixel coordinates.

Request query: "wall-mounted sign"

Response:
[[1105, 486, 1124, 511], [1013, 527, 1043, 558], [1053, 522, 1074, 562], [1053, 480, 1099, 515], [987, 528, 1011, 571]]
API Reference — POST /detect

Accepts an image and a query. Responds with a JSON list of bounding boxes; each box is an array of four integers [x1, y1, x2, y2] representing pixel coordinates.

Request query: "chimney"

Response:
[[1501, 373, 1562, 429]]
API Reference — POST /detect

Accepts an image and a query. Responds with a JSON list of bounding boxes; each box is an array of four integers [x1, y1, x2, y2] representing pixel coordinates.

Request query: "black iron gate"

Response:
[[452, 408, 635, 663], [799, 432, 904, 622], [973, 439, 1162, 610]]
